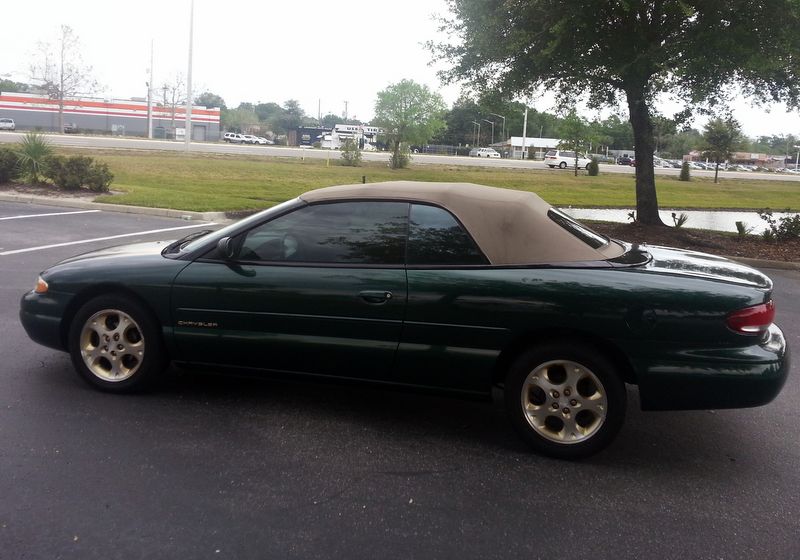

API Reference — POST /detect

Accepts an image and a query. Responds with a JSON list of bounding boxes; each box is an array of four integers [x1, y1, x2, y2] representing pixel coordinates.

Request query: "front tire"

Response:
[[504, 343, 626, 459], [68, 294, 167, 392]]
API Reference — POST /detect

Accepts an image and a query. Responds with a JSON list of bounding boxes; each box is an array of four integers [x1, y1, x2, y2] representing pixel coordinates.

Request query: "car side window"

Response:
[[238, 201, 409, 265], [407, 204, 488, 266]]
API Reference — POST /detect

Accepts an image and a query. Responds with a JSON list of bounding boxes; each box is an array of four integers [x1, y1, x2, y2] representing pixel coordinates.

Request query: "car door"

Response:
[[171, 201, 409, 381], [394, 203, 510, 394]]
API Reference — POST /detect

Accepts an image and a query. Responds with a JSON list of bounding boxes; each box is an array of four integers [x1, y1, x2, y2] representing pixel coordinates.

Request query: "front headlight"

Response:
[[34, 276, 48, 294]]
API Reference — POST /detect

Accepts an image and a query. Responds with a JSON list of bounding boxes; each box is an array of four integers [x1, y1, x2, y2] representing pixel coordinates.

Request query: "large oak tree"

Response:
[[432, 1, 800, 225]]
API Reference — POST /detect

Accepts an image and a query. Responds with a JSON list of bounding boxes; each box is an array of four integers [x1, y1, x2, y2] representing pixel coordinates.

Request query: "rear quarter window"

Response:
[[547, 208, 609, 249]]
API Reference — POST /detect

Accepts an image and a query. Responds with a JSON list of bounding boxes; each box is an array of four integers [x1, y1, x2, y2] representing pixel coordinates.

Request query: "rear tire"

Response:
[[559, 161, 567, 169], [68, 294, 167, 392], [504, 343, 626, 459]]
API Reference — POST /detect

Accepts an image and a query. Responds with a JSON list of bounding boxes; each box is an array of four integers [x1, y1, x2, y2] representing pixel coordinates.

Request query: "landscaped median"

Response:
[[74, 150, 800, 213]]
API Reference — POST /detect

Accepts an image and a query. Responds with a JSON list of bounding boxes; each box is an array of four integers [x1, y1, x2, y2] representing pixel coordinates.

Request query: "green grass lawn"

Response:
[[71, 149, 800, 213]]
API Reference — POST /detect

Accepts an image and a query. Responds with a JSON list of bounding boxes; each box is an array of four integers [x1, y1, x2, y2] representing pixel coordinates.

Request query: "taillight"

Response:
[[726, 301, 775, 334]]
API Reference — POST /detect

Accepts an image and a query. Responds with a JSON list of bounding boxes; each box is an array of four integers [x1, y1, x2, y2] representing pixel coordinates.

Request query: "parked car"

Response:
[[19, 182, 789, 459], [63, 122, 78, 134], [0, 117, 15, 131], [223, 132, 245, 143], [468, 147, 501, 158], [545, 150, 591, 169], [616, 155, 633, 166]]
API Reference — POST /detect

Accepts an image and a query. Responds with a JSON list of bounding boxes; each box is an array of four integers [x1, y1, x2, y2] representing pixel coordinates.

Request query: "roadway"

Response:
[[0, 200, 798, 559], [1, 131, 798, 182]]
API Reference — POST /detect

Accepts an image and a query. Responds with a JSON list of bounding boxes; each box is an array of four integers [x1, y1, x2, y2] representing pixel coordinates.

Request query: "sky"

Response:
[[2, 0, 799, 139]]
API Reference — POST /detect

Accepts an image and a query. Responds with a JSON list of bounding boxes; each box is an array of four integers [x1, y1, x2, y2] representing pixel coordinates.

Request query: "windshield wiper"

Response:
[[162, 229, 214, 255]]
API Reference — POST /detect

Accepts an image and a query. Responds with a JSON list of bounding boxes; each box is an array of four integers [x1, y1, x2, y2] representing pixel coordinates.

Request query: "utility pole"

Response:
[[147, 39, 154, 139], [471, 121, 481, 147], [343, 100, 348, 122], [522, 108, 528, 159], [184, 0, 194, 151]]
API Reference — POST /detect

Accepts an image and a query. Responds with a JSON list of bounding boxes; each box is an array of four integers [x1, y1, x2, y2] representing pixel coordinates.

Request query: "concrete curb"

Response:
[[0, 192, 230, 223], [2, 192, 797, 271]]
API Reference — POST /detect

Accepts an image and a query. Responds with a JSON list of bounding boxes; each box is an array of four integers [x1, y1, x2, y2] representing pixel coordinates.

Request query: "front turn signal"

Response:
[[34, 276, 49, 294]]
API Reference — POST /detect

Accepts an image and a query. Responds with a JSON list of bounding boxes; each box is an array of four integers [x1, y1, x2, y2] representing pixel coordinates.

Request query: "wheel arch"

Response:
[[59, 284, 168, 351], [491, 328, 638, 387]]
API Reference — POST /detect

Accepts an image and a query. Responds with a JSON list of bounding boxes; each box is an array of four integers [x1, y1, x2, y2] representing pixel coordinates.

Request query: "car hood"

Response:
[[55, 240, 171, 266], [638, 244, 772, 290]]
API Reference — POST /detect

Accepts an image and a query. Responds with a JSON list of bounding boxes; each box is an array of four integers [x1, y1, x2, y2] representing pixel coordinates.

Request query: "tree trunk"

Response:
[[392, 139, 401, 169], [625, 88, 664, 226], [714, 162, 720, 183]]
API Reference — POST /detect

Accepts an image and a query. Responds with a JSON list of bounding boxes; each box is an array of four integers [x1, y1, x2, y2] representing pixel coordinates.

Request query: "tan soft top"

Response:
[[300, 181, 624, 265]]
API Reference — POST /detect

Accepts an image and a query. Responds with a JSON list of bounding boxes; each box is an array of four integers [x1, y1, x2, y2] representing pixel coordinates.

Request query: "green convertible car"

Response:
[[20, 181, 790, 459]]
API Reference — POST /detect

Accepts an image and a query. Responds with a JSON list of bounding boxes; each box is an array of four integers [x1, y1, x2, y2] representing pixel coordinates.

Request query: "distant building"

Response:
[[0, 92, 221, 140], [292, 123, 384, 149], [494, 137, 562, 159]]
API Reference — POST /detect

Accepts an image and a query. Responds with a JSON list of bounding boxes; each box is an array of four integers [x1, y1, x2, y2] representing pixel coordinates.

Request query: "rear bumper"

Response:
[[637, 324, 790, 411]]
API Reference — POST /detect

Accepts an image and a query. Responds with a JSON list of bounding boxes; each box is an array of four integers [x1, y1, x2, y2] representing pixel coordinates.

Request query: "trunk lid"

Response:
[[619, 244, 773, 290]]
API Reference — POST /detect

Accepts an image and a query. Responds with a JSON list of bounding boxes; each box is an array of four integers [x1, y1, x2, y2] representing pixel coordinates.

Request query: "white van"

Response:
[[469, 147, 501, 158], [545, 149, 592, 169]]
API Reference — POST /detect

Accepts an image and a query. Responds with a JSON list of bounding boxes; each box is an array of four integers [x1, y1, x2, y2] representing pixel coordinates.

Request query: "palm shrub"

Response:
[[17, 132, 53, 184], [0, 147, 20, 183], [679, 161, 691, 181]]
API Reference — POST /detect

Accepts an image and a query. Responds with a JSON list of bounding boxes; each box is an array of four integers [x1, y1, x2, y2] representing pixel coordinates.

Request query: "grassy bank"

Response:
[[72, 149, 800, 213]]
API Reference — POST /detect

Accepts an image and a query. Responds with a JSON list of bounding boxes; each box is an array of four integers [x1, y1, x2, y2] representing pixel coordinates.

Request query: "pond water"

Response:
[[561, 208, 795, 234]]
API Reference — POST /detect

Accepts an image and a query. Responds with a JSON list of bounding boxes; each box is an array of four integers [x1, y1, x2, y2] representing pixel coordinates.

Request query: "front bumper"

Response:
[[19, 291, 68, 351], [636, 324, 790, 411]]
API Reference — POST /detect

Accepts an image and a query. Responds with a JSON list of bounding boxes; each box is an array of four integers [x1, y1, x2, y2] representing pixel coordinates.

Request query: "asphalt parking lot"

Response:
[[1, 200, 798, 559]]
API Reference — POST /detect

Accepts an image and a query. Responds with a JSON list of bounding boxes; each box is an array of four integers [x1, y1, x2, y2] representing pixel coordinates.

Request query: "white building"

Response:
[[497, 137, 563, 159], [320, 124, 384, 150]]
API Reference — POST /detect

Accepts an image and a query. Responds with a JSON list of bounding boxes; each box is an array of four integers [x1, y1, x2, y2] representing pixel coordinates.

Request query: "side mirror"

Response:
[[217, 237, 235, 260]]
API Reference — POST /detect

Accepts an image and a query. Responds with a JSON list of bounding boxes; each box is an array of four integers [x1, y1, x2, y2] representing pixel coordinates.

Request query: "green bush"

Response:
[[587, 156, 600, 176], [389, 142, 411, 169], [43, 155, 114, 192], [339, 139, 362, 167], [758, 209, 800, 240], [17, 131, 53, 184], [0, 147, 20, 184], [679, 161, 691, 181]]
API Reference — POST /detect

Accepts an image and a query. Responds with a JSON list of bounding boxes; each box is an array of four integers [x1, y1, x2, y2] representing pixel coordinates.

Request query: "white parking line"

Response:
[[0, 223, 218, 256], [0, 210, 101, 221]]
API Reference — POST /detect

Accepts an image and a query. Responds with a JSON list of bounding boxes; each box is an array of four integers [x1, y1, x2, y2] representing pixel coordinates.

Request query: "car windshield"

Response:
[[547, 208, 609, 249]]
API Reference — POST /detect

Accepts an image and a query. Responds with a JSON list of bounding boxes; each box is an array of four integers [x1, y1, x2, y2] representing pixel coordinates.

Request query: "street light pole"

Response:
[[489, 113, 506, 141], [471, 121, 481, 146], [482, 119, 495, 146]]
